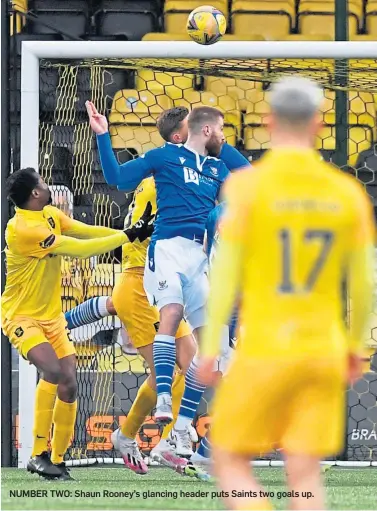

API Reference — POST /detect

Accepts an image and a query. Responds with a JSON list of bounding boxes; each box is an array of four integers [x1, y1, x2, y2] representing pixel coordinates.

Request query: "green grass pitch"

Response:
[[2, 467, 377, 510]]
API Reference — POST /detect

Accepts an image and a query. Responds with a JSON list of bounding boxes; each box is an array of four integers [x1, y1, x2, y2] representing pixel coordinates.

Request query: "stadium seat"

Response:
[[283, 34, 334, 40], [142, 32, 265, 41], [10, 0, 27, 35], [86, 264, 117, 298], [143, 32, 191, 41], [231, 1, 295, 40], [173, 89, 241, 145], [110, 125, 165, 155], [298, 1, 362, 38], [94, 0, 159, 41], [206, 76, 261, 112], [136, 70, 194, 99], [109, 89, 173, 124], [164, 0, 228, 33], [28, 0, 89, 39], [366, 1, 377, 36]]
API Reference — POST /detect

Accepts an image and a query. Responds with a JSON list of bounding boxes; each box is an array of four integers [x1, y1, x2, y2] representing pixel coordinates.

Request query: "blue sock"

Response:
[[175, 357, 206, 428], [65, 296, 110, 329], [197, 435, 211, 458], [153, 334, 176, 398]]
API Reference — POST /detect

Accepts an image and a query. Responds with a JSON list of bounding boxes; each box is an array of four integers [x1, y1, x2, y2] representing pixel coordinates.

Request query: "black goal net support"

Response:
[[9, 54, 377, 465]]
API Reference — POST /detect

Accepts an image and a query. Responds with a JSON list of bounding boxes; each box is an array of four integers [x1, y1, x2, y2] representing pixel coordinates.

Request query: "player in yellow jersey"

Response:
[[198, 77, 375, 511], [2, 168, 152, 480]]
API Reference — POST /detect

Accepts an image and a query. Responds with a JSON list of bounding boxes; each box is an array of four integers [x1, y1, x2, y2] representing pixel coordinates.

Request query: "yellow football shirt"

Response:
[[2, 205, 126, 321], [122, 177, 156, 270], [204, 148, 375, 359]]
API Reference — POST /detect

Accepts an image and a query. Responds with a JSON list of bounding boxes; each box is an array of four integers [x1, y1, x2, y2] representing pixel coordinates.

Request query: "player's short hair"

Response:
[[6, 167, 40, 207], [269, 76, 323, 124], [157, 107, 189, 142], [188, 106, 224, 134]]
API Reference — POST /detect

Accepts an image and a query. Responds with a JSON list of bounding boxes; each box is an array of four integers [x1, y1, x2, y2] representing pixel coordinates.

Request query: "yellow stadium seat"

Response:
[[244, 125, 271, 151], [173, 89, 241, 145], [350, 34, 377, 41], [232, 1, 295, 40], [164, 0, 228, 34], [284, 34, 334, 40], [298, 1, 362, 38], [86, 264, 116, 299], [136, 70, 194, 99], [142, 32, 266, 41], [206, 76, 261, 111], [109, 125, 165, 154], [244, 89, 270, 124], [366, 1, 377, 36], [142, 32, 192, 41], [316, 123, 374, 167], [349, 58, 377, 93], [319, 90, 376, 129], [109, 89, 173, 124], [10, 0, 27, 35], [61, 257, 83, 306]]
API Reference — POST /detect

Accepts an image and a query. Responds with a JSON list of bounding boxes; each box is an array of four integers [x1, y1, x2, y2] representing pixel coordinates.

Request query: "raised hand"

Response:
[[85, 100, 108, 135]]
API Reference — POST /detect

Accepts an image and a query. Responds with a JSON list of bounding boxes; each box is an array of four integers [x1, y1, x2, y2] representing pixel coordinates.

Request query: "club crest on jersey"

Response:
[[158, 280, 168, 290], [47, 217, 55, 229], [210, 166, 219, 177], [40, 234, 56, 249], [183, 167, 199, 185], [14, 327, 24, 338]]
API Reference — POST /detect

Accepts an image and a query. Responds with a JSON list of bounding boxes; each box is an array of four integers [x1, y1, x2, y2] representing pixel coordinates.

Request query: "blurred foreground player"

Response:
[[1, 168, 149, 480], [198, 77, 375, 510]]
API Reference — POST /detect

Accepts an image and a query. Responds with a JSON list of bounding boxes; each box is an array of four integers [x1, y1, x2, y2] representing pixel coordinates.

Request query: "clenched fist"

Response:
[[86, 100, 108, 135]]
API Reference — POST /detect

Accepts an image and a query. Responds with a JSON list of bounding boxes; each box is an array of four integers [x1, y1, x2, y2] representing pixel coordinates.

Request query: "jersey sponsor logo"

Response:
[[183, 167, 199, 185], [179, 157, 186, 164], [40, 234, 56, 249], [158, 280, 168, 291], [14, 327, 24, 338], [210, 166, 219, 177], [47, 217, 55, 229]]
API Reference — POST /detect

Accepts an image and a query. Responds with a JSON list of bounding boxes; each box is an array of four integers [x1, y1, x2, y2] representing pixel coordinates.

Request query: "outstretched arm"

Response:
[[86, 101, 152, 191]]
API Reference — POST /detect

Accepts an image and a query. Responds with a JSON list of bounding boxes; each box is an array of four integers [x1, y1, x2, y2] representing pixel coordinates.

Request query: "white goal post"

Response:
[[18, 40, 377, 469]]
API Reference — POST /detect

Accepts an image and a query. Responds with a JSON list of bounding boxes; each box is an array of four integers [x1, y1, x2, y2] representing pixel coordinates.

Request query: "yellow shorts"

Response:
[[3, 313, 75, 360], [211, 353, 347, 458], [112, 268, 191, 349]]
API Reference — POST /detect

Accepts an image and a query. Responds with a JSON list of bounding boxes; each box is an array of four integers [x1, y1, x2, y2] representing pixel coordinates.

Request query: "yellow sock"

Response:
[[121, 380, 157, 439], [162, 373, 185, 439], [32, 380, 58, 456], [50, 398, 77, 464], [236, 498, 273, 510]]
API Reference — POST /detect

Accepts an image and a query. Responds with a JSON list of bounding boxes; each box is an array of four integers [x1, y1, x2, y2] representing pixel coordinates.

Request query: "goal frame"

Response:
[[18, 40, 377, 468]]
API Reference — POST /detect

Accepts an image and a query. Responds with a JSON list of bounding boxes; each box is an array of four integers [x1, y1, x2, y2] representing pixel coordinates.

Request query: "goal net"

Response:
[[15, 41, 377, 467]]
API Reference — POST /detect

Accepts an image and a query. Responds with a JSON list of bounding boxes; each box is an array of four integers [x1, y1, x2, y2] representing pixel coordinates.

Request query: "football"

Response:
[[186, 5, 226, 45]]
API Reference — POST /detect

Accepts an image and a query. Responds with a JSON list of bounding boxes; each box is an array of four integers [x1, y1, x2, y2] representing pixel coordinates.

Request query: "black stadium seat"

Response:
[[28, 0, 89, 39], [94, 0, 160, 41]]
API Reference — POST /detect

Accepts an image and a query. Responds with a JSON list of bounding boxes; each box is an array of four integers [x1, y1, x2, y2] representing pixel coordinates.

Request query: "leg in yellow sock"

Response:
[[162, 372, 185, 439], [50, 398, 77, 464], [121, 378, 157, 439], [32, 379, 58, 456]]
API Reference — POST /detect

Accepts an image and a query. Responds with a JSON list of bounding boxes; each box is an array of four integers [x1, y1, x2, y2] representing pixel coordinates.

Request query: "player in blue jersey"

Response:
[[87, 102, 250, 457]]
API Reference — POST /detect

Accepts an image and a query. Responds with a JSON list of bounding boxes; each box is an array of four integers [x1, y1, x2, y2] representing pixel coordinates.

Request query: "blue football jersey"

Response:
[[97, 133, 250, 243], [219, 144, 250, 171], [206, 202, 226, 261]]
